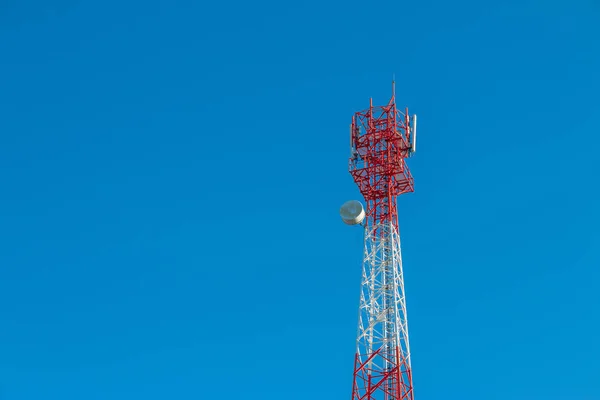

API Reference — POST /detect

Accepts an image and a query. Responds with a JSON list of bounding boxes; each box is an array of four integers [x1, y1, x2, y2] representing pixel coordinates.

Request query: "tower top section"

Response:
[[349, 84, 417, 224]]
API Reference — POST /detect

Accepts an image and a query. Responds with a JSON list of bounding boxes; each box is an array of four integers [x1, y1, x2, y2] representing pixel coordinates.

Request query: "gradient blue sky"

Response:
[[0, 0, 599, 399]]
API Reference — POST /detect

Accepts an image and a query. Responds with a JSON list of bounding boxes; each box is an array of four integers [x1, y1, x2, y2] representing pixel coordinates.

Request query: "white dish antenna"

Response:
[[340, 200, 365, 225], [411, 114, 417, 154]]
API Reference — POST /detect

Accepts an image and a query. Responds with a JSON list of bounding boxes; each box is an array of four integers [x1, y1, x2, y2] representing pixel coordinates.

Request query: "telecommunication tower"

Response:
[[340, 82, 418, 400]]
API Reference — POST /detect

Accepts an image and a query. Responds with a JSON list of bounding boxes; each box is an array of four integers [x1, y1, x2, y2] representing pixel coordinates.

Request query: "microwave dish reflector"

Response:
[[340, 200, 366, 225]]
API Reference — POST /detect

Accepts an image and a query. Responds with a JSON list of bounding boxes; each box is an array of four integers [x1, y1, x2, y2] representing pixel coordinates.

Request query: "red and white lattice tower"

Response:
[[343, 82, 417, 400]]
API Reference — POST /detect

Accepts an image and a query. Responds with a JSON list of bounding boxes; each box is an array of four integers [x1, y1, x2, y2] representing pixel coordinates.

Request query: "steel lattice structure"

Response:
[[348, 83, 416, 400]]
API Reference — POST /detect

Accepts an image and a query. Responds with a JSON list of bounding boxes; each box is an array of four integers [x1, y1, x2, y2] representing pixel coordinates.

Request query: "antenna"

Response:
[[340, 200, 365, 225], [350, 123, 353, 157], [411, 114, 417, 154]]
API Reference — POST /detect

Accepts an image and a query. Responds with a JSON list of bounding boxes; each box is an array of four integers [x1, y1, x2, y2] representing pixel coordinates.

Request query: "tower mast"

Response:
[[347, 83, 417, 400]]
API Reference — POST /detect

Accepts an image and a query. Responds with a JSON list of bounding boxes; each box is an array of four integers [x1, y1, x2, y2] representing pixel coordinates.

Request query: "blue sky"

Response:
[[0, 0, 599, 398]]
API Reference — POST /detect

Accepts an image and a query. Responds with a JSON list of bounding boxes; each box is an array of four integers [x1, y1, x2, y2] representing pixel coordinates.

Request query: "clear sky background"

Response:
[[0, 0, 598, 399]]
